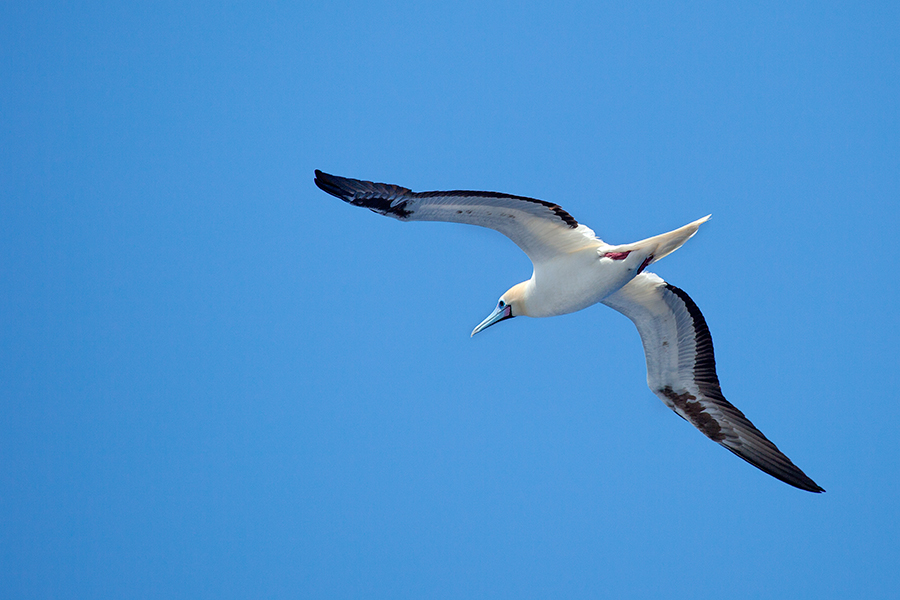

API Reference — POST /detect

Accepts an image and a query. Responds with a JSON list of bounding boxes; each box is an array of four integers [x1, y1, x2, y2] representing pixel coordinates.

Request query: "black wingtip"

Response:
[[790, 476, 825, 494], [792, 480, 825, 493], [804, 479, 826, 493], [313, 170, 415, 219], [798, 471, 826, 493], [720, 444, 825, 493], [314, 169, 350, 201]]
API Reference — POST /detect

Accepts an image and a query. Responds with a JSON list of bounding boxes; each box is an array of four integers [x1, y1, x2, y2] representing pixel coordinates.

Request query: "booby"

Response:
[[314, 170, 824, 493]]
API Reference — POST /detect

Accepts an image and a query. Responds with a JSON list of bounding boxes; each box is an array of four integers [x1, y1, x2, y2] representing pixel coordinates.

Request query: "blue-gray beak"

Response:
[[471, 303, 513, 337]]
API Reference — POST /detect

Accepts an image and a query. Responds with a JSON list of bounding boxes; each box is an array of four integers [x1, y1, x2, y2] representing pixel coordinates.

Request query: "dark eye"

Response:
[[498, 300, 506, 308]]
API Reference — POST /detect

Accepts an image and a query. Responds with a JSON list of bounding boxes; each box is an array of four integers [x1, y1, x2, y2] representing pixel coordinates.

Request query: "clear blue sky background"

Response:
[[2, 2, 898, 598]]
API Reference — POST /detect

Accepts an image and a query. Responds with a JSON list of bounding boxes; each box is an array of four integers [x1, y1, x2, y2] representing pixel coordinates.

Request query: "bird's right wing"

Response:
[[601, 272, 824, 492], [315, 170, 601, 264]]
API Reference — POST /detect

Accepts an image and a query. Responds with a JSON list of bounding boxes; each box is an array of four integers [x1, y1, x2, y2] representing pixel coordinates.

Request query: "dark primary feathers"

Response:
[[314, 170, 417, 219]]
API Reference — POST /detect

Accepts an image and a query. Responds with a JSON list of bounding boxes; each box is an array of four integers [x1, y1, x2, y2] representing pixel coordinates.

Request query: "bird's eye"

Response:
[[498, 300, 506, 308]]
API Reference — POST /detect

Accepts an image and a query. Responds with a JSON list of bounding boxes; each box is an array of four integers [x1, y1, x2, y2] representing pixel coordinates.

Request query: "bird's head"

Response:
[[471, 281, 528, 336]]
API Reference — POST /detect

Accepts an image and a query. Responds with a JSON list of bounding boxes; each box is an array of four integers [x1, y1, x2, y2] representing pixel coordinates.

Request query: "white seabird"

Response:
[[314, 170, 824, 493]]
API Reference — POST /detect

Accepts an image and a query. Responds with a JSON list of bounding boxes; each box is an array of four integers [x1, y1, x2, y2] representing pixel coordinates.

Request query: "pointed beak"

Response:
[[471, 304, 513, 337]]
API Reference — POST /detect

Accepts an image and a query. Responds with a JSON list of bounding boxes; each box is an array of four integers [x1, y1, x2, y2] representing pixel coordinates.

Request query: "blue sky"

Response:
[[2, 1, 898, 598]]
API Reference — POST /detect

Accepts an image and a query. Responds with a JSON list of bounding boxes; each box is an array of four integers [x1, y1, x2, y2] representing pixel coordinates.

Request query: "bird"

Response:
[[314, 169, 824, 493]]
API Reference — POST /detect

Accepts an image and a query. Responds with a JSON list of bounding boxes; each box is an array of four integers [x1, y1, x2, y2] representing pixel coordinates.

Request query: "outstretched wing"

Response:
[[315, 170, 601, 264], [602, 272, 824, 492]]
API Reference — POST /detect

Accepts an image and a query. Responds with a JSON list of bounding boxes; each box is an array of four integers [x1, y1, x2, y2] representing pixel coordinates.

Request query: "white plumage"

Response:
[[315, 170, 823, 493]]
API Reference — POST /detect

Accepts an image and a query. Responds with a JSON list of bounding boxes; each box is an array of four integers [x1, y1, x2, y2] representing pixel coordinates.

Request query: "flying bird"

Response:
[[314, 169, 824, 493]]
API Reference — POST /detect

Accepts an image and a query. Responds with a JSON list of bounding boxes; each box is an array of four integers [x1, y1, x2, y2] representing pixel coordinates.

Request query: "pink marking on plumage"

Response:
[[637, 254, 654, 274], [603, 251, 631, 261]]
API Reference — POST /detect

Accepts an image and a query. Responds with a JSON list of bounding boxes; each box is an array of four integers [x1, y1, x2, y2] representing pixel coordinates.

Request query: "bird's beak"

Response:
[[471, 304, 513, 337]]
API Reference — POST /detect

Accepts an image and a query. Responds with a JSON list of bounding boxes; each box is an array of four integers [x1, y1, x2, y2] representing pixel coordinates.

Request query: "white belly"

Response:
[[525, 248, 651, 318]]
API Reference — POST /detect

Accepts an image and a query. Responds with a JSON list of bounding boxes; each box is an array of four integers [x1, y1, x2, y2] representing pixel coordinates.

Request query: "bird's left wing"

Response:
[[601, 272, 824, 492], [315, 170, 601, 263]]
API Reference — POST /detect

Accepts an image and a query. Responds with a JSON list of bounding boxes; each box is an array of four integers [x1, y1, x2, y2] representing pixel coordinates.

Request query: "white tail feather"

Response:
[[616, 215, 710, 265]]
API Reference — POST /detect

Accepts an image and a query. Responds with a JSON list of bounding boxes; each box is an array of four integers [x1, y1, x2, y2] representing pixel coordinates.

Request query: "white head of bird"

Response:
[[471, 281, 529, 336]]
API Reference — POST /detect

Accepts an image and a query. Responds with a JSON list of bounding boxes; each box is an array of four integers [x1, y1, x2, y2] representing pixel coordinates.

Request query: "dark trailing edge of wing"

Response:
[[664, 283, 825, 493], [414, 189, 579, 228], [314, 170, 579, 228], [665, 284, 723, 397]]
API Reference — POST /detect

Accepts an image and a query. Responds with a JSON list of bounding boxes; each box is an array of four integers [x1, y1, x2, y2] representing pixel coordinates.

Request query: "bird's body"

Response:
[[522, 219, 708, 318], [527, 248, 625, 317], [314, 169, 824, 493]]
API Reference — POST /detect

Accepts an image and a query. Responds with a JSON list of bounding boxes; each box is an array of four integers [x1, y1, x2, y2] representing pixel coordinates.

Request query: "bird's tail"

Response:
[[616, 215, 711, 266]]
